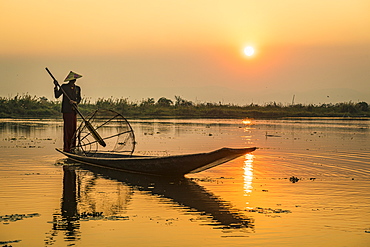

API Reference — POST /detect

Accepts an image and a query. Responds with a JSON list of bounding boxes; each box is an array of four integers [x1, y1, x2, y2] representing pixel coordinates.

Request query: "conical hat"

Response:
[[64, 71, 83, 82]]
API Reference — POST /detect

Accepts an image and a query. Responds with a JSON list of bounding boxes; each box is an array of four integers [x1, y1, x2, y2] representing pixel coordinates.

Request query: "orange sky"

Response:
[[1, 0, 370, 104]]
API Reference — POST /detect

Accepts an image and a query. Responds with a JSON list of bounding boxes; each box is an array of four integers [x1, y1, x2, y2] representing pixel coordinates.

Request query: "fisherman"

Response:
[[54, 71, 82, 152]]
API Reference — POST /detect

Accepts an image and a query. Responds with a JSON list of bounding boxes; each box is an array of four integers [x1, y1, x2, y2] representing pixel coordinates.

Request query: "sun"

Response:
[[244, 46, 255, 57]]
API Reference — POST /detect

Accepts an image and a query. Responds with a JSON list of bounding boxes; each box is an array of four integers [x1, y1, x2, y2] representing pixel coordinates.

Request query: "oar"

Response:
[[45, 67, 106, 147]]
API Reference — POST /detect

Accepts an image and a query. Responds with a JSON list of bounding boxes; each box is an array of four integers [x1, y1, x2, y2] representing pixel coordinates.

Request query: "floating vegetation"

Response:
[[54, 160, 66, 166], [24, 173, 41, 175], [245, 207, 292, 215], [50, 212, 129, 224], [289, 176, 300, 183], [104, 215, 130, 221], [190, 177, 220, 183], [0, 213, 40, 224], [135, 150, 170, 156], [79, 212, 103, 218], [1, 135, 55, 149], [0, 239, 22, 245]]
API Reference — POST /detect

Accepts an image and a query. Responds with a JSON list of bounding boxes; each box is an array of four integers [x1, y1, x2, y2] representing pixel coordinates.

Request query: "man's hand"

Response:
[[53, 80, 58, 88], [70, 100, 77, 105]]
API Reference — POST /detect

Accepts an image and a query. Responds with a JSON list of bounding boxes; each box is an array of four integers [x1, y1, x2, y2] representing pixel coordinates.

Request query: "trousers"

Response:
[[63, 112, 77, 152]]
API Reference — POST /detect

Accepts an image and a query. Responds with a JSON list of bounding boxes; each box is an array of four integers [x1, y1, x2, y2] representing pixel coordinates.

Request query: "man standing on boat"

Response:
[[54, 71, 82, 152]]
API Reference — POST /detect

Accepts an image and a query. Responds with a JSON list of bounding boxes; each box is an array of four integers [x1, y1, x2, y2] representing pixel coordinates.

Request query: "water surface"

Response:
[[0, 118, 369, 246]]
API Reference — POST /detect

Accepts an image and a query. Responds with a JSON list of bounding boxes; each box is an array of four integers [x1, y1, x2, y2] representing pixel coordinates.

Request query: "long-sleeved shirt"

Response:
[[54, 83, 81, 113]]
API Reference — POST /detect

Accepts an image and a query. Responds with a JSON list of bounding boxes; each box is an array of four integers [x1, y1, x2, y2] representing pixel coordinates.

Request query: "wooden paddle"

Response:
[[46, 67, 106, 147]]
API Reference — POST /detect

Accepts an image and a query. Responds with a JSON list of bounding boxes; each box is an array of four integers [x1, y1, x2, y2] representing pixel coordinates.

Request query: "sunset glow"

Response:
[[0, 1, 369, 104]]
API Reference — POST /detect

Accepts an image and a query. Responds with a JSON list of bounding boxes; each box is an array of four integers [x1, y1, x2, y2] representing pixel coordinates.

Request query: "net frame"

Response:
[[73, 109, 136, 156]]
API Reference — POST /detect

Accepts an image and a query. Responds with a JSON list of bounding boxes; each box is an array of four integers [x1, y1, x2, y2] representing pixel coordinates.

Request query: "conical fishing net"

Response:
[[74, 109, 135, 156]]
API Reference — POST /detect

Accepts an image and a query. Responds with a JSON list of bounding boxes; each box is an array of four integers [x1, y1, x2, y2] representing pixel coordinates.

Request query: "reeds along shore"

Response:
[[0, 94, 369, 119]]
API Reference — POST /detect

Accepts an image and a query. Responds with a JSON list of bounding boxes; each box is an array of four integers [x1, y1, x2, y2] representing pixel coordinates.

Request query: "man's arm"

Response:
[[76, 86, 82, 104], [54, 82, 63, 98]]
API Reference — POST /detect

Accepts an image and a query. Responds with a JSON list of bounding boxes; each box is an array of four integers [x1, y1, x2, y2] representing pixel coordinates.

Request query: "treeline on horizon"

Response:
[[1, 94, 369, 119]]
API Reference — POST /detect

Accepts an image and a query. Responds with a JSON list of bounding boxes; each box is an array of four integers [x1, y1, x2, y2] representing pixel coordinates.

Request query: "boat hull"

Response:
[[56, 147, 257, 176]]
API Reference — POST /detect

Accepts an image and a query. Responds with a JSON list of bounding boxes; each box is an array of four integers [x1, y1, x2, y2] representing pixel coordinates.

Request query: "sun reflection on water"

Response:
[[243, 154, 254, 195], [242, 118, 253, 125]]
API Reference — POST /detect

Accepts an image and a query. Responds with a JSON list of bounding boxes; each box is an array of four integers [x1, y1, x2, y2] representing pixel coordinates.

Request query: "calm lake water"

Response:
[[0, 117, 369, 247]]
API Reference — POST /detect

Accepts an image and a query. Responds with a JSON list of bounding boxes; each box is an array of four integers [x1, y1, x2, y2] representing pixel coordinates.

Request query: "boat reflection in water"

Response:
[[46, 163, 254, 245]]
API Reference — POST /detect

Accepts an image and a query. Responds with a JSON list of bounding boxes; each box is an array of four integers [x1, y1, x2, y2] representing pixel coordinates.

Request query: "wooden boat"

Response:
[[56, 147, 256, 176]]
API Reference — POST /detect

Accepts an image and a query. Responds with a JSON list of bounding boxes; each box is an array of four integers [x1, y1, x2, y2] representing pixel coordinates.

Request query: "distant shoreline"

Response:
[[1, 94, 369, 119]]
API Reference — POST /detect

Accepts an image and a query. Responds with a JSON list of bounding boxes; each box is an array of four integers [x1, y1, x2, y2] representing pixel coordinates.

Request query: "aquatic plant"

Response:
[[1, 94, 369, 119]]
